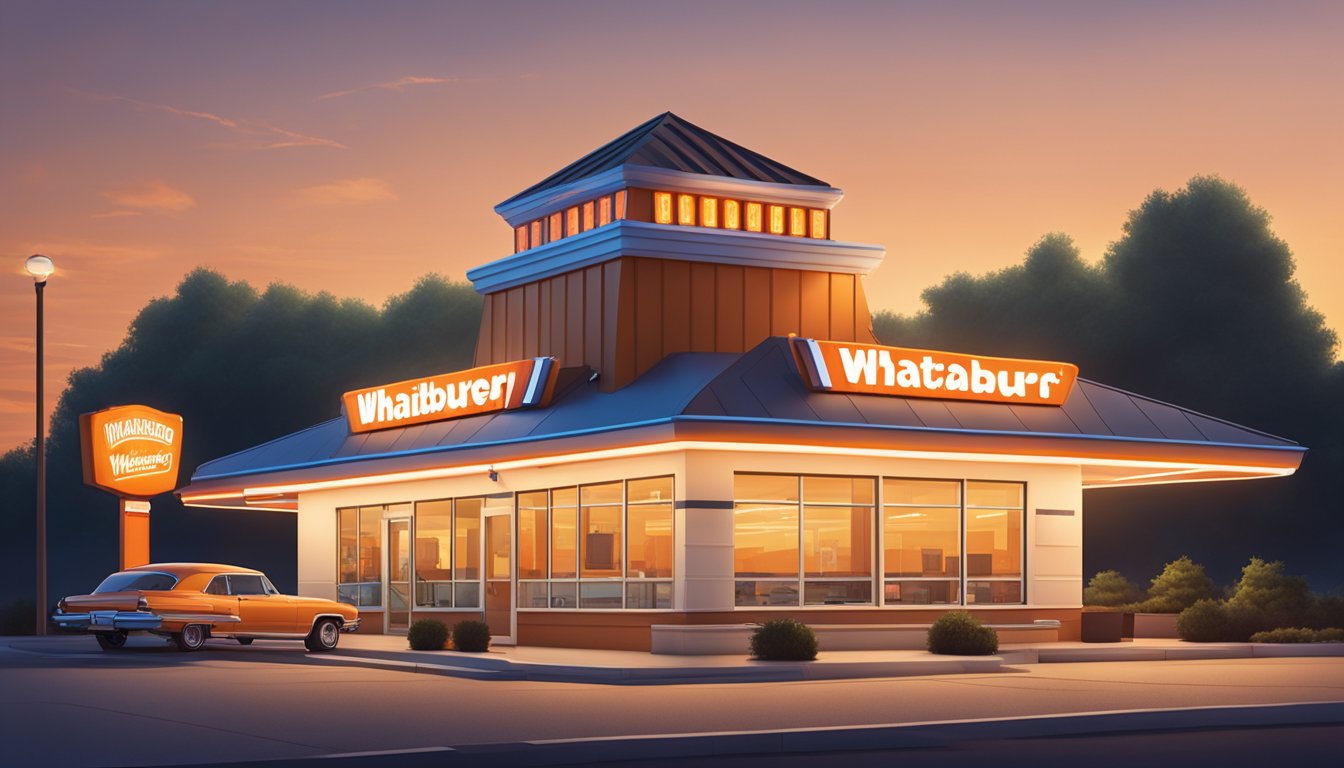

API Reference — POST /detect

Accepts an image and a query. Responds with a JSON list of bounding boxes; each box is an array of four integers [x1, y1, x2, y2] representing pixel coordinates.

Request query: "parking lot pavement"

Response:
[[2, 635, 1343, 767]]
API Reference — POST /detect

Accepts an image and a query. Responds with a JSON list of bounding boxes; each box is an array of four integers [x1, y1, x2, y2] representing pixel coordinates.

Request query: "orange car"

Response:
[[51, 563, 360, 652]]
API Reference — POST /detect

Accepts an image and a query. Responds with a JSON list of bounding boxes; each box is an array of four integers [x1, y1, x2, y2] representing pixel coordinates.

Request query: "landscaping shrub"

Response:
[[927, 611, 998, 655], [1249, 627, 1344, 643], [1134, 556, 1215, 613], [407, 619, 449, 650], [1249, 627, 1318, 643], [1083, 570, 1140, 607], [1226, 558, 1313, 636], [452, 620, 492, 652], [749, 618, 818, 661], [1176, 599, 1239, 642], [1306, 595, 1344, 630]]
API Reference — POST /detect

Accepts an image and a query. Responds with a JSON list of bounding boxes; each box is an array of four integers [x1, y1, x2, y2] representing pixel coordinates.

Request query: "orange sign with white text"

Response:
[[342, 357, 558, 434], [79, 405, 184, 499], [793, 338, 1078, 406]]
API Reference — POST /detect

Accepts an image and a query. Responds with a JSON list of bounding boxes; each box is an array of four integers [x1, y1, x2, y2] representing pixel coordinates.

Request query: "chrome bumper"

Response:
[[341, 617, 361, 632], [51, 610, 163, 632]]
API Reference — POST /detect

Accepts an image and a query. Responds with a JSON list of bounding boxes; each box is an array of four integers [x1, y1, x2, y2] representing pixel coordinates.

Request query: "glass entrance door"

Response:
[[385, 517, 411, 633], [483, 511, 514, 644]]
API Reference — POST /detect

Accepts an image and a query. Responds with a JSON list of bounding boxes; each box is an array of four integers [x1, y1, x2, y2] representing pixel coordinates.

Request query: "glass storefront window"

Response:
[[965, 481, 1024, 604], [733, 502, 799, 578], [521, 476, 674, 609], [453, 498, 482, 608], [414, 500, 452, 607], [517, 491, 548, 580]]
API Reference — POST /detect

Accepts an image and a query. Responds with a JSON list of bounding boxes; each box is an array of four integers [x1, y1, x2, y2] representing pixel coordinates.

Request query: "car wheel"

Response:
[[236, 638, 254, 646], [173, 624, 208, 652], [95, 631, 129, 651], [305, 619, 340, 653]]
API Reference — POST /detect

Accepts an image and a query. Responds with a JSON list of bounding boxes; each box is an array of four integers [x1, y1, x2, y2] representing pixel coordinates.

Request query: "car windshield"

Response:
[[93, 571, 179, 593]]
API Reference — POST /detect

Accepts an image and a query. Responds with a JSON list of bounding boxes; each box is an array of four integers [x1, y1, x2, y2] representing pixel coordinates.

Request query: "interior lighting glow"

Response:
[[654, 192, 673, 224], [677, 194, 695, 225]]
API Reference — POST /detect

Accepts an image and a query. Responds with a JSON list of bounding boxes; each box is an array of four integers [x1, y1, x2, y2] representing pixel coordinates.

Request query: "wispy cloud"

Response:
[[73, 89, 346, 150], [102, 181, 196, 213], [296, 177, 397, 206], [90, 210, 146, 220], [318, 75, 463, 101]]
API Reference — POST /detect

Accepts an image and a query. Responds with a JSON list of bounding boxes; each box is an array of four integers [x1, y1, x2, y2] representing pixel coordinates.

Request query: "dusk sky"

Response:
[[2, 0, 1341, 451]]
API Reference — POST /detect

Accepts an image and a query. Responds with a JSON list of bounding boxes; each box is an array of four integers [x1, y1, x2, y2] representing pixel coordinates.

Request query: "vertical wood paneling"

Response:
[[491, 290, 507, 363], [829, 273, 855, 341], [506, 287, 525, 361], [854, 279, 878, 343], [634, 258, 664, 375], [566, 273, 584, 366], [742, 267, 771, 348], [475, 293, 494, 365], [537, 277, 552, 358], [715, 265, 744, 352], [523, 282, 540, 357], [798, 271, 829, 339], [550, 277, 566, 360], [689, 263, 716, 351], [584, 266, 603, 367], [661, 260, 691, 355], [613, 258, 637, 388], [602, 260, 623, 383], [770, 269, 800, 337]]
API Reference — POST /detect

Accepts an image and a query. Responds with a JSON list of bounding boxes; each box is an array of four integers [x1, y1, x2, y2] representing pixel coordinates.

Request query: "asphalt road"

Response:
[[3, 635, 1343, 768]]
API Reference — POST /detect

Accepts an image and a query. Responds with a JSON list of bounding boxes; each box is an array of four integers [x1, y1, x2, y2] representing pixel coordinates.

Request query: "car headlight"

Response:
[[137, 596, 150, 611]]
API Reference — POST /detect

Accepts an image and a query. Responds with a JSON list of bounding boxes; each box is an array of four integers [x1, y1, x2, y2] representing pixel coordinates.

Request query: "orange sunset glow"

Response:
[[2, 1, 1341, 451]]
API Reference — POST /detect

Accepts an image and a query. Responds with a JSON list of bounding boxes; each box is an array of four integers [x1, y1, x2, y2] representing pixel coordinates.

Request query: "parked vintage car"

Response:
[[51, 563, 360, 652]]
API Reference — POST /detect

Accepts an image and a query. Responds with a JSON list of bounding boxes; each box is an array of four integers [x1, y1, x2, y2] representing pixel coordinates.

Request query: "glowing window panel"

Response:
[[701, 197, 718, 228], [745, 202, 763, 232], [566, 207, 580, 237], [769, 205, 786, 234], [790, 208, 807, 236], [549, 212, 563, 241], [598, 196, 612, 226], [515, 226, 529, 253], [615, 189, 627, 219], [810, 209, 827, 239], [582, 202, 595, 231], [530, 220, 542, 247], [677, 194, 695, 225], [654, 192, 674, 224], [723, 200, 741, 229]]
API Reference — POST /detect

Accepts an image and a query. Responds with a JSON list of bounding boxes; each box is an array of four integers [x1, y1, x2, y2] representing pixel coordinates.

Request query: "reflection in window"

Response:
[[883, 479, 961, 605], [337, 505, 383, 607], [518, 476, 673, 610], [414, 500, 453, 608], [966, 481, 1024, 604], [733, 474, 875, 606]]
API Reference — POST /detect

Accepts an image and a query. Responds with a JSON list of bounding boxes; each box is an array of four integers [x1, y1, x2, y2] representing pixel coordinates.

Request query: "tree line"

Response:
[[1, 175, 1340, 630]]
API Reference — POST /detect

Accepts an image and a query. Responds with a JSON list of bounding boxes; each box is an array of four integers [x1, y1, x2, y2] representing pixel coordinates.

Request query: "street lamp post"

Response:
[[25, 254, 54, 636]]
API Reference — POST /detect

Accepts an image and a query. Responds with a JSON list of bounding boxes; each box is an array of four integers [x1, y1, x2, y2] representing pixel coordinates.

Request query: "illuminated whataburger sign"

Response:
[[342, 357, 558, 434], [794, 338, 1078, 406], [79, 404, 184, 499]]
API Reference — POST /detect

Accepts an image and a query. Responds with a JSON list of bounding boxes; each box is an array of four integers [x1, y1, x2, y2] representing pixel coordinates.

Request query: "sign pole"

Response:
[[35, 278, 46, 636], [119, 499, 152, 570]]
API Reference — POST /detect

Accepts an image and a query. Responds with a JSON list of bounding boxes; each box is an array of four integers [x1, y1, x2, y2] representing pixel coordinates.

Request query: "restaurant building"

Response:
[[178, 113, 1305, 651]]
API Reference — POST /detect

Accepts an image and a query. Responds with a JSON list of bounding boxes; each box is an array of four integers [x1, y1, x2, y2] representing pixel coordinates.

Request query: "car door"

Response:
[[230, 574, 296, 634], [202, 574, 240, 624]]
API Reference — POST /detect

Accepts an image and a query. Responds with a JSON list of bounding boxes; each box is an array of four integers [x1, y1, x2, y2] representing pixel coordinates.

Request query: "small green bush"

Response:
[[1249, 627, 1317, 643], [749, 618, 818, 661], [1134, 556, 1215, 613], [1176, 599, 1239, 642], [1084, 570, 1140, 607], [1249, 627, 1344, 643], [927, 611, 998, 655], [1307, 596, 1344, 630], [407, 619, 449, 650], [452, 620, 492, 652], [1226, 558, 1312, 634]]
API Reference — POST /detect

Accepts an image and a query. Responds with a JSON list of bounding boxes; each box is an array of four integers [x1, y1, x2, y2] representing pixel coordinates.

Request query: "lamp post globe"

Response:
[[24, 254, 54, 283], [25, 253, 53, 635]]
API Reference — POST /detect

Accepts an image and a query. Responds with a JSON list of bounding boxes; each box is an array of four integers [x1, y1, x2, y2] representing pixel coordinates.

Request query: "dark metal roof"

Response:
[[498, 112, 830, 207], [188, 338, 1298, 486]]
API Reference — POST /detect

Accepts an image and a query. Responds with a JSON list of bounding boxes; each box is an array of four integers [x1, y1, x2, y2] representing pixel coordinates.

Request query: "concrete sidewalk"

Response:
[[311, 634, 1344, 684]]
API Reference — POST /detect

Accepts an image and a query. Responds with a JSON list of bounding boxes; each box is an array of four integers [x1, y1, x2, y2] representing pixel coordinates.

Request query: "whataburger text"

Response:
[[795, 339, 1078, 407], [342, 357, 556, 433]]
